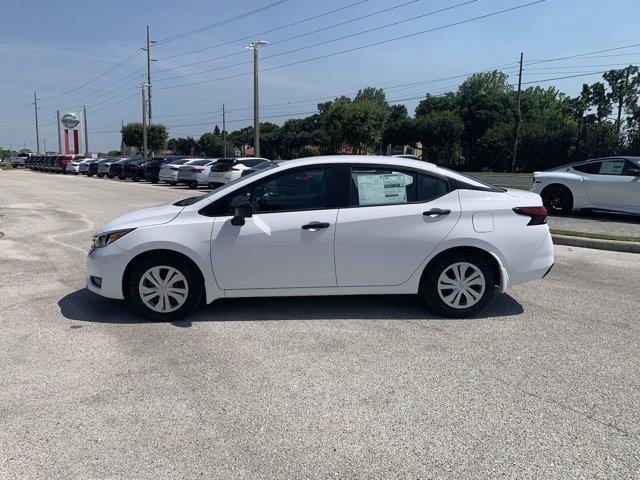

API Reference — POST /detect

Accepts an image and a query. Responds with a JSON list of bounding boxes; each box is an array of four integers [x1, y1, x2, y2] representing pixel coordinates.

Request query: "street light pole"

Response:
[[246, 40, 268, 157]]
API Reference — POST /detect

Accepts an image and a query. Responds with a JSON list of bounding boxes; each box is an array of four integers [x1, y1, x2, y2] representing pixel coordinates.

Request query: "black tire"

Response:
[[12, 165, 18, 168], [421, 252, 496, 318], [188, 182, 198, 189], [133, 177, 139, 182], [97, 174, 104, 178], [119, 175, 126, 180], [541, 185, 573, 215], [125, 254, 204, 321], [169, 181, 177, 186]]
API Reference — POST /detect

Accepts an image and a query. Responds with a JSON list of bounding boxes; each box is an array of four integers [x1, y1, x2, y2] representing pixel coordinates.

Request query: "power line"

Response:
[[154, 0, 289, 44], [157, 0, 372, 61], [156, 1, 545, 90], [155, 0, 479, 81], [526, 42, 640, 65]]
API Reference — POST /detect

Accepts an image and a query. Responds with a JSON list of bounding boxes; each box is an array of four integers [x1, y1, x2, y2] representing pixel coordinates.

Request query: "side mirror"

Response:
[[627, 168, 640, 177], [230, 198, 253, 226]]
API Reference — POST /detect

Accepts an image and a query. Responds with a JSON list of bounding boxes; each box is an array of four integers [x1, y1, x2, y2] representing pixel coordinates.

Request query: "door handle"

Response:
[[301, 222, 330, 230], [423, 208, 451, 217]]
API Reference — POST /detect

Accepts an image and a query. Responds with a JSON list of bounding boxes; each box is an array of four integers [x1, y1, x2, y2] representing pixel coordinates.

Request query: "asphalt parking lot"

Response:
[[1, 170, 639, 479]]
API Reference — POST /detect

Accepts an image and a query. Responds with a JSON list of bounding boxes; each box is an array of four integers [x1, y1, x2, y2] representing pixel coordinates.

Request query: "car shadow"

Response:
[[58, 288, 524, 327]]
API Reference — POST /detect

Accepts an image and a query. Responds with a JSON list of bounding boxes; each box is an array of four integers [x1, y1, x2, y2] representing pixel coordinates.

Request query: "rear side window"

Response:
[[350, 167, 448, 206], [598, 159, 626, 175], [572, 162, 601, 174]]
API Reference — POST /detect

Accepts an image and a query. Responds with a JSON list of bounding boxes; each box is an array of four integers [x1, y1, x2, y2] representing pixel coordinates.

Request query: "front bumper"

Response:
[[86, 244, 133, 299]]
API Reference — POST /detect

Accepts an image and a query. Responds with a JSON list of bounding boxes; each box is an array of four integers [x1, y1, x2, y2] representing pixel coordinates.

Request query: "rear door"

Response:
[[583, 159, 640, 208], [210, 166, 339, 290], [334, 165, 461, 287]]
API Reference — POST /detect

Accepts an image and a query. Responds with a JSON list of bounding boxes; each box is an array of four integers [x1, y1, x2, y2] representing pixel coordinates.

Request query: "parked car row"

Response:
[[24, 154, 274, 190], [24, 154, 86, 173]]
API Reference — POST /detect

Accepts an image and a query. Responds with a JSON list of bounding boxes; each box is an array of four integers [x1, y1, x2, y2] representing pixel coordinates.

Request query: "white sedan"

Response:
[[176, 159, 216, 189], [66, 158, 93, 175], [531, 156, 640, 215], [87, 155, 554, 321], [208, 157, 270, 187]]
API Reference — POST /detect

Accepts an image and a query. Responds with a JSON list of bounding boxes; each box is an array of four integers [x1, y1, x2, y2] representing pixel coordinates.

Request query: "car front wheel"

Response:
[[422, 252, 495, 318], [126, 255, 203, 321]]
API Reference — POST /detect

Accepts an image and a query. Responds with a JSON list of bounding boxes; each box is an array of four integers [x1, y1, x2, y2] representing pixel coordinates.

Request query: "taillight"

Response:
[[132, 166, 140, 171], [170, 166, 179, 171], [227, 164, 237, 171], [513, 206, 548, 225], [193, 167, 204, 172]]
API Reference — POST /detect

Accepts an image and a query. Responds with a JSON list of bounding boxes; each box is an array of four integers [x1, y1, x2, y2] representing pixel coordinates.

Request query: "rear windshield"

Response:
[[186, 159, 211, 166]]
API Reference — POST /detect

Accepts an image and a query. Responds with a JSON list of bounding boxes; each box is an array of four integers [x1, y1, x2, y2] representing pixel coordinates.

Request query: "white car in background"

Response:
[[159, 158, 191, 185], [208, 157, 270, 187], [87, 155, 554, 321], [176, 158, 215, 189], [66, 158, 93, 174], [531, 156, 640, 215], [97, 158, 118, 178]]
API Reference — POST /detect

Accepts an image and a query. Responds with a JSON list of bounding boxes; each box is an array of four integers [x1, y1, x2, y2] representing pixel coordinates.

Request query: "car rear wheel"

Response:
[[542, 185, 573, 215], [422, 252, 495, 318], [189, 182, 198, 189], [126, 255, 203, 321]]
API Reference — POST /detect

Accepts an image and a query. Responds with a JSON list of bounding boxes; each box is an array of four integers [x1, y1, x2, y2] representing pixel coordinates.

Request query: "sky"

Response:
[[1, 0, 639, 152]]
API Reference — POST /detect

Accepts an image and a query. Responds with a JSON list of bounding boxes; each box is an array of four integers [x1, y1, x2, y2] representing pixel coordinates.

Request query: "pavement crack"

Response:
[[483, 370, 636, 438]]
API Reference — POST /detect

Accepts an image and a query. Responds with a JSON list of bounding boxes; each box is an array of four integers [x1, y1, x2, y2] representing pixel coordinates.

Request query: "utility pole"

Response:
[[511, 52, 524, 172], [222, 104, 227, 156], [140, 84, 149, 158], [246, 41, 268, 157], [56, 110, 62, 154], [82, 104, 89, 156], [121, 118, 125, 156], [142, 26, 155, 125], [43, 138, 46, 153], [33, 92, 40, 153]]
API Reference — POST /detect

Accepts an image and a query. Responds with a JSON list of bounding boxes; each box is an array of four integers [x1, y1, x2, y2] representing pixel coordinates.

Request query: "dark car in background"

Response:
[[108, 158, 135, 179], [123, 158, 149, 181], [79, 158, 99, 175], [144, 156, 188, 183]]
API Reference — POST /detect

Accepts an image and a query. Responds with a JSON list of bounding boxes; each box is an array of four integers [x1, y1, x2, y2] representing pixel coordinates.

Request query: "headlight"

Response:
[[91, 228, 135, 250]]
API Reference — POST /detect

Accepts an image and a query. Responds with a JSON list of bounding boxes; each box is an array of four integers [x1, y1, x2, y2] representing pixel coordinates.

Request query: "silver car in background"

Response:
[[176, 159, 216, 189], [159, 158, 192, 185]]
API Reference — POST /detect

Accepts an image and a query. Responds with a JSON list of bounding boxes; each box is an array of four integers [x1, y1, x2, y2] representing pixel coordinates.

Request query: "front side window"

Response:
[[572, 162, 601, 174], [222, 167, 333, 215]]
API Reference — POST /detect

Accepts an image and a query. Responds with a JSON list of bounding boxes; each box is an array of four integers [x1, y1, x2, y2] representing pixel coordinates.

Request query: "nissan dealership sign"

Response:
[[61, 113, 80, 129]]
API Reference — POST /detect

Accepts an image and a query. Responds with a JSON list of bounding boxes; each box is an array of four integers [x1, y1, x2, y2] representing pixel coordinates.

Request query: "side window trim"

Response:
[[343, 163, 451, 209]]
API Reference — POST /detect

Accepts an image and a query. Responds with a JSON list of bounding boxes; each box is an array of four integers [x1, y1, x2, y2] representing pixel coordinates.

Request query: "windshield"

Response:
[[173, 162, 280, 206]]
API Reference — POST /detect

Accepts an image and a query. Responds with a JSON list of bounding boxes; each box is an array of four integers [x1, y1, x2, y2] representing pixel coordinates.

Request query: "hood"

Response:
[[97, 202, 183, 234]]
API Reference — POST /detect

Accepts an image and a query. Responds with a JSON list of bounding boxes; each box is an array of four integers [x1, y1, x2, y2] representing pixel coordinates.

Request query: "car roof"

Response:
[[547, 156, 640, 171], [274, 155, 492, 188]]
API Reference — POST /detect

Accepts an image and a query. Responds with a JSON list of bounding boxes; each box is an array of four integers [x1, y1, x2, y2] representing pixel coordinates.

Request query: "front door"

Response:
[[211, 166, 338, 290], [335, 166, 461, 287], [583, 159, 640, 208]]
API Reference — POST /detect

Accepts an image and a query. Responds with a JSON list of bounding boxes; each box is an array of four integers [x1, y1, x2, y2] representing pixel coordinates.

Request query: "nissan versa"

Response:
[[87, 156, 554, 321]]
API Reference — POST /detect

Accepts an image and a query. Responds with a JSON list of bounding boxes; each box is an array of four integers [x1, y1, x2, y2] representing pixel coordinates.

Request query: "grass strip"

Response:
[[550, 228, 640, 243]]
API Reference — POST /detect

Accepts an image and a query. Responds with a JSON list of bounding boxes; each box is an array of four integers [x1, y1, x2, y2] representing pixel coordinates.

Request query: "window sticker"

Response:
[[355, 173, 412, 205], [599, 161, 624, 175]]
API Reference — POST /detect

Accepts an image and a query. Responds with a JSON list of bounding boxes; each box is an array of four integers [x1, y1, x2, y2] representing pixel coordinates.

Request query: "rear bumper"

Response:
[[499, 226, 555, 288]]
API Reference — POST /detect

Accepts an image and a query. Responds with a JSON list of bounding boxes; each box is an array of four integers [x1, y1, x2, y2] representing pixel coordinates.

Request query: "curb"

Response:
[[552, 234, 640, 254]]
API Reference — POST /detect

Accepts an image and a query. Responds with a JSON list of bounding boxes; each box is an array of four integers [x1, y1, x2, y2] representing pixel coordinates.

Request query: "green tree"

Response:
[[603, 66, 640, 138], [195, 132, 224, 157], [167, 137, 195, 155], [259, 122, 282, 159], [414, 111, 464, 165], [121, 123, 168, 153]]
